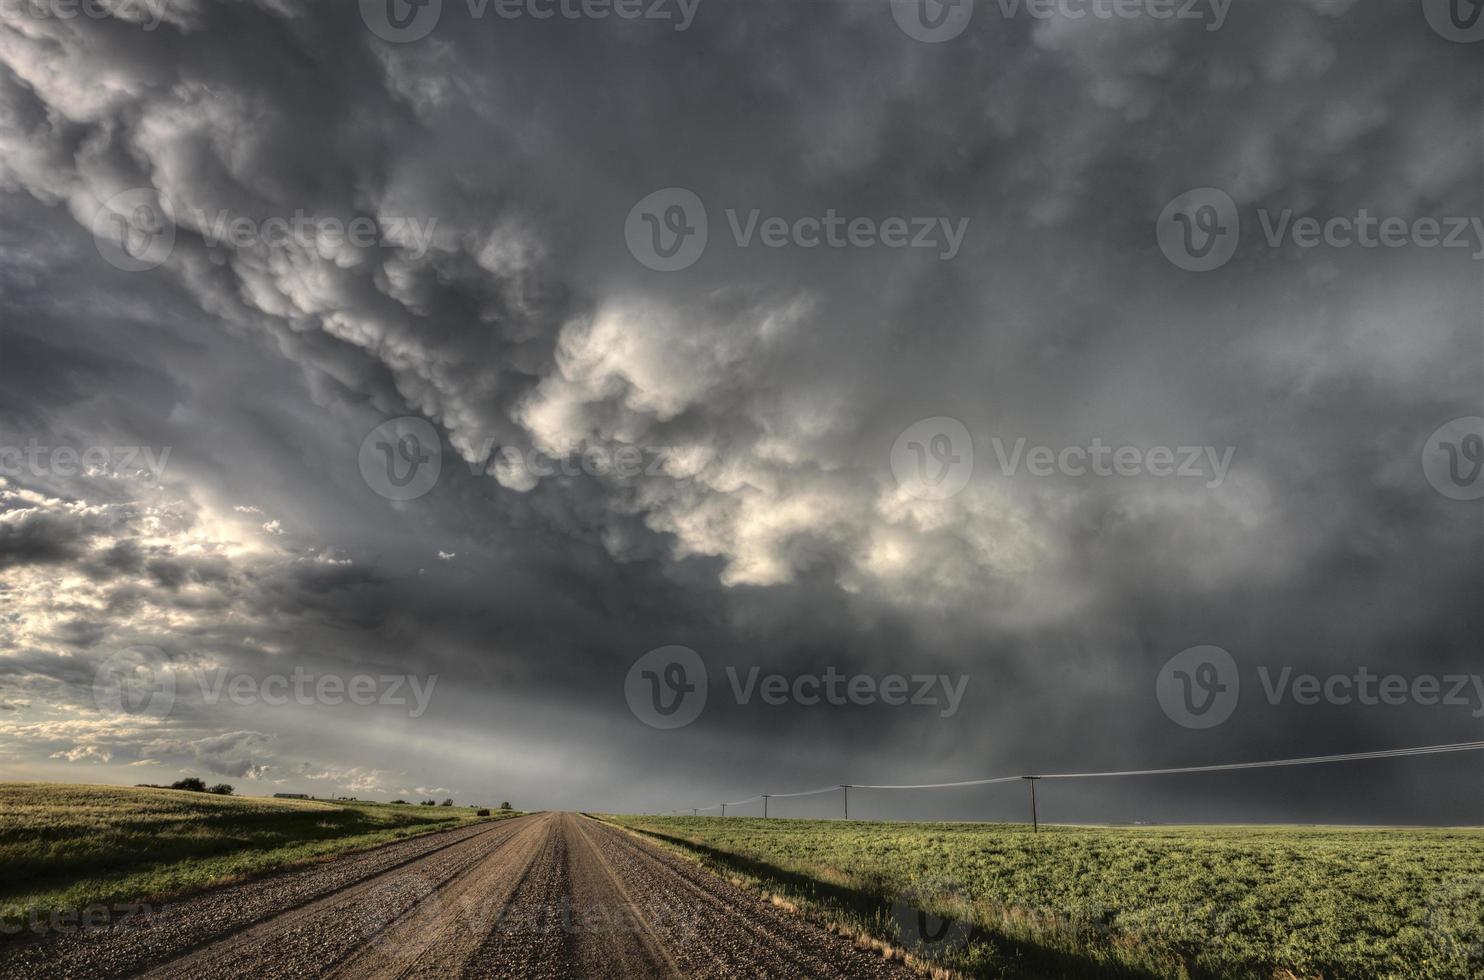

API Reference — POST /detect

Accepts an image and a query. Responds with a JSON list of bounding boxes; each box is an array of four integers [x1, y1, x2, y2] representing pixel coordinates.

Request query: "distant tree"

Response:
[[207, 784, 234, 795], [390, 799, 408, 805], [440, 798, 454, 807], [500, 801, 512, 811], [420, 799, 436, 806], [170, 777, 207, 792]]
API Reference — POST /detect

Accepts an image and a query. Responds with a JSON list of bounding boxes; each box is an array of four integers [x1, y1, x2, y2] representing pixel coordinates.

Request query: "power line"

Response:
[[667, 739, 1484, 820]]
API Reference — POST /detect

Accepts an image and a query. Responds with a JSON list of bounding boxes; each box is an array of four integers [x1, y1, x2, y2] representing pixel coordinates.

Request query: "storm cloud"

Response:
[[0, 0, 1479, 822]]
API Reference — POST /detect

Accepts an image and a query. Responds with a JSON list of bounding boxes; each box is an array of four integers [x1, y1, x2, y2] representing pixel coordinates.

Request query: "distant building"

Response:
[[274, 792, 310, 799]]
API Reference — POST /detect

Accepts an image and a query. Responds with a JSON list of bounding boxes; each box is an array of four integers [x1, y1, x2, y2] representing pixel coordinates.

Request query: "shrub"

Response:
[[207, 784, 234, 795], [170, 778, 207, 793]]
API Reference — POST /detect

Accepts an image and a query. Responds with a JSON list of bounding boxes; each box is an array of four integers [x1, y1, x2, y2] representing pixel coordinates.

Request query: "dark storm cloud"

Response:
[[0, 0, 1478, 820]]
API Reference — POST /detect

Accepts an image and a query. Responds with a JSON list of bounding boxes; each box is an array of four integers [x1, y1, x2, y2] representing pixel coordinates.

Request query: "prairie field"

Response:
[[0, 782, 513, 932], [606, 816, 1484, 980]]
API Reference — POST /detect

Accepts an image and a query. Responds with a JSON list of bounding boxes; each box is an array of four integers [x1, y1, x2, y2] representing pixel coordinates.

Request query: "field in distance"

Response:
[[0, 782, 517, 933], [606, 815, 1484, 980]]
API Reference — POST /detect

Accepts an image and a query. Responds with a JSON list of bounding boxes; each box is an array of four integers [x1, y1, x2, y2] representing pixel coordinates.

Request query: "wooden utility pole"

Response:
[[721, 803, 727, 817], [1023, 776, 1040, 833], [840, 784, 850, 820], [762, 795, 770, 818]]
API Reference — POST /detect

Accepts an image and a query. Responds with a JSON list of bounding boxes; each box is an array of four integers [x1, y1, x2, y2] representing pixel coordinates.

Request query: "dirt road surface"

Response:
[[2, 812, 924, 979]]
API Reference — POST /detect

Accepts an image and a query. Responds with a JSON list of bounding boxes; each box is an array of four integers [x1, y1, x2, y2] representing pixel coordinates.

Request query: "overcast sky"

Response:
[[0, 0, 1480, 823]]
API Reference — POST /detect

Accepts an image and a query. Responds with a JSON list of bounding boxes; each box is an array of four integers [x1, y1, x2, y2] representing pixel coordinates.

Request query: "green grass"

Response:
[[604, 816, 1484, 980], [0, 782, 516, 929]]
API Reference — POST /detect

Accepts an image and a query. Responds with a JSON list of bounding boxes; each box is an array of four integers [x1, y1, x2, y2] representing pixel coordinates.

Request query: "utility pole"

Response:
[[721, 803, 726, 818], [691, 808, 697, 817], [840, 784, 850, 820], [763, 795, 770, 818], [1023, 776, 1040, 833]]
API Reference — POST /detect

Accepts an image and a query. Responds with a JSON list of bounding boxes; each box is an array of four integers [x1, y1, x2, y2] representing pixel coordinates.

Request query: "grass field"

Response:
[[0, 783, 514, 933], [606, 816, 1484, 980]]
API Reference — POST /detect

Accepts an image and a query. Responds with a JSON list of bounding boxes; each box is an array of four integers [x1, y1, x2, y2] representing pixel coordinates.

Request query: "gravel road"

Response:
[[2, 812, 922, 979]]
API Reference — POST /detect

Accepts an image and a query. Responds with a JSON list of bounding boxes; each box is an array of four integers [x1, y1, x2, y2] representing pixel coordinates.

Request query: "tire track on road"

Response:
[[329, 811, 556, 980], [139, 814, 540, 980]]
